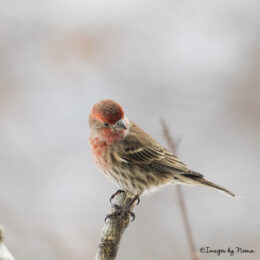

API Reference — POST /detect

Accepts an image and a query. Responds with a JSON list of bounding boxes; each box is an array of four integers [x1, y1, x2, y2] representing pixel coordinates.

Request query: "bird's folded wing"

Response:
[[119, 121, 204, 177], [121, 145, 192, 174]]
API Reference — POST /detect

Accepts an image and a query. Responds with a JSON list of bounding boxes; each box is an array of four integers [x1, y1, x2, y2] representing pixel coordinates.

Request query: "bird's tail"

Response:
[[176, 172, 237, 197], [193, 177, 236, 197]]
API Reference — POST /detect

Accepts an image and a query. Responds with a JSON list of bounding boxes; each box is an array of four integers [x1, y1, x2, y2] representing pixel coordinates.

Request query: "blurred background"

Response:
[[0, 0, 260, 259]]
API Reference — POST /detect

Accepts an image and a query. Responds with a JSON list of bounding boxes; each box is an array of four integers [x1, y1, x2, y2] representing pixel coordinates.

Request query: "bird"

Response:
[[89, 99, 236, 219]]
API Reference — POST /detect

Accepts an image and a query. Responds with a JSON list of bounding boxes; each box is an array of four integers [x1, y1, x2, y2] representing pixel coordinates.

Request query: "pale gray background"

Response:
[[0, 0, 259, 259]]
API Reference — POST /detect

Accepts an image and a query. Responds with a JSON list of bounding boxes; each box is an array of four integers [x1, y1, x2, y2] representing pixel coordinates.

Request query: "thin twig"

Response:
[[161, 118, 200, 260], [95, 192, 136, 260]]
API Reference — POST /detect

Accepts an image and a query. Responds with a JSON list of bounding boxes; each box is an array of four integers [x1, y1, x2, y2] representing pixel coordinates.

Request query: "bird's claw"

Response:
[[105, 204, 135, 222], [109, 190, 125, 203]]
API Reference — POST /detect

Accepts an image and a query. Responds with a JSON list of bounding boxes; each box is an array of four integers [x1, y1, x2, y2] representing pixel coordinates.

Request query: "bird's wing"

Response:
[[121, 145, 187, 172], [119, 122, 203, 177]]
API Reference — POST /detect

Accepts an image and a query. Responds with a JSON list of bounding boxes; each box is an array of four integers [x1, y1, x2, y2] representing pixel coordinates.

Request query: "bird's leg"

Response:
[[109, 189, 125, 203], [126, 194, 140, 208], [105, 195, 140, 222]]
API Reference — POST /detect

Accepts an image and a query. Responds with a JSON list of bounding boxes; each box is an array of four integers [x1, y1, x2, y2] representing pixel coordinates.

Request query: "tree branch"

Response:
[[95, 192, 136, 260], [0, 227, 15, 260], [161, 118, 200, 260]]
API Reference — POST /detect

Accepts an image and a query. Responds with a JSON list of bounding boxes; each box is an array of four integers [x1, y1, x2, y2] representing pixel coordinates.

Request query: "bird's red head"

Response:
[[89, 99, 124, 124], [89, 100, 128, 139]]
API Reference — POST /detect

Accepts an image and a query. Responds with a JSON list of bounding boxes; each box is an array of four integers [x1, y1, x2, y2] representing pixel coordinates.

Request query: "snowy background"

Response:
[[0, 0, 260, 259]]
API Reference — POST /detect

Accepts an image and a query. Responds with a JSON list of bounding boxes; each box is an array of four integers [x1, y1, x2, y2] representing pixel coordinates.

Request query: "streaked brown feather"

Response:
[[115, 121, 199, 176]]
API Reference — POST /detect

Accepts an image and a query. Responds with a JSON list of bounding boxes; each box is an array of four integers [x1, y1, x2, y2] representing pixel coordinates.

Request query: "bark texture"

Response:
[[95, 192, 136, 260]]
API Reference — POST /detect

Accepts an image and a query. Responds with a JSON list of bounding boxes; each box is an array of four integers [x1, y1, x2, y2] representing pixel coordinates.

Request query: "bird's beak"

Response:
[[114, 118, 127, 131]]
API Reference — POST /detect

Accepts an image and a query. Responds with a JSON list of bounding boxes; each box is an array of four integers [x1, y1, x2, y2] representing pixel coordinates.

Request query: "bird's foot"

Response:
[[135, 197, 140, 205], [109, 190, 125, 203], [105, 195, 140, 222], [105, 204, 135, 222]]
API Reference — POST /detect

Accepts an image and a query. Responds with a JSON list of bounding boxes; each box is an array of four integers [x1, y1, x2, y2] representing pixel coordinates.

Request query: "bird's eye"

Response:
[[103, 122, 109, 127]]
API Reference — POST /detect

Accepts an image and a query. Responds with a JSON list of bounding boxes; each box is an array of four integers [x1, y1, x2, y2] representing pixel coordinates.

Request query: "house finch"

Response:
[[89, 99, 236, 217]]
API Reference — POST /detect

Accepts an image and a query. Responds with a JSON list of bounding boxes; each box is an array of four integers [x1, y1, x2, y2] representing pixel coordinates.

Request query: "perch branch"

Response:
[[0, 227, 15, 260], [161, 118, 200, 260], [95, 191, 136, 260]]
